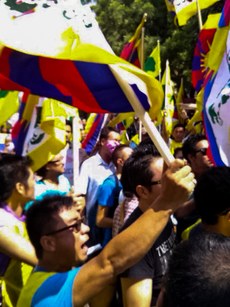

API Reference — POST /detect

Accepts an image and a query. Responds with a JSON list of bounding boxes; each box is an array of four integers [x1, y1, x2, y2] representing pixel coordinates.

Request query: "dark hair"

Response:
[[112, 144, 131, 167], [173, 147, 183, 159], [0, 154, 33, 202], [194, 166, 230, 225], [172, 123, 185, 131], [162, 233, 230, 307], [65, 119, 72, 130], [36, 164, 48, 178], [26, 195, 74, 258], [99, 126, 119, 141], [182, 134, 207, 161], [121, 144, 161, 197]]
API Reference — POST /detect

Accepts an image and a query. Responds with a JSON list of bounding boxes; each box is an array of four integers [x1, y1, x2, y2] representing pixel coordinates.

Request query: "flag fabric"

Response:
[[203, 5, 230, 166], [144, 41, 161, 78], [174, 0, 220, 26], [12, 95, 68, 171], [161, 60, 175, 137], [120, 14, 147, 67], [0, 90, 19, 126], [192, 13, 221, 92], [0, 0, 113, 57], [185, 89, 203, 133], [108, 113, 134, 129], [0, 43, 163, 120], [164, 0, 175, 13], [218, 0, 230, 27], [81, 113, 108, 154]]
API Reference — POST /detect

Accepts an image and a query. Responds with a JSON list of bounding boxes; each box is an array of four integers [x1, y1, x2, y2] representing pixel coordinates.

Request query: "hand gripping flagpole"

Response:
[[111, 69, 175, 165]]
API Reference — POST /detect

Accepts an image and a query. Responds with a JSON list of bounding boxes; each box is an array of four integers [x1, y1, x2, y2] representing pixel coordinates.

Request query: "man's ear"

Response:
[[136, 185, 149, 199], [40, 236, 56, 253], [15, 182, 25, 196], [100, 137, 106, 146]]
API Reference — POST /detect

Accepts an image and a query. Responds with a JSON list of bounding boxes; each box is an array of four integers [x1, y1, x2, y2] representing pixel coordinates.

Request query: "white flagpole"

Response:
[[111, 69, 174, 165], [72, 116, 80, 192], [139, 13, 147, 143], [196, 0, 203, 30]]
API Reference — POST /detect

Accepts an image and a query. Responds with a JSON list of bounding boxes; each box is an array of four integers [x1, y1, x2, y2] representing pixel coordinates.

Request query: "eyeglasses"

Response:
[[195, 148, 208, 156], [44, 217, 85, 236], [150, 180, 161, 186]]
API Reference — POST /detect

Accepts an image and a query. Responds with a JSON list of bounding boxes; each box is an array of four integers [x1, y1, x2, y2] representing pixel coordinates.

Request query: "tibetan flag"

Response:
[[12, 95, 67, 171], [0, 0, 113, 57], [144, 41, 161, 78], [0, 90, 19, 126], [108, 113, 134, 129], [161, 60, 175, 137], [203, 25, 230, 166], [0, 43, 163, 120], [120, 14, 147, 68], [192, 13, 220, 92], [82, 113, 108, 154], [174, 0, 220, 26], [218, 0, 230, 28]]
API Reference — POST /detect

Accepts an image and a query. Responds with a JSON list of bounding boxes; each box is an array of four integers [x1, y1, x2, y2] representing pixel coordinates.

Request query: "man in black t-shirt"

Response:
[[119, 146, 176, 307]]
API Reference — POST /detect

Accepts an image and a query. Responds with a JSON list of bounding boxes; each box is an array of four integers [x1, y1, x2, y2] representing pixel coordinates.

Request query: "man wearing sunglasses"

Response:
[[182, 133, 214, 180], [119, 145, 176, 307], [175, 134, 214, 241], [17, 159, 195, 307]]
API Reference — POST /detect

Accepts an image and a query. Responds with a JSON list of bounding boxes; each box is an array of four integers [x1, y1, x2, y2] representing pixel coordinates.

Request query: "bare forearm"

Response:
[[0, 229, 37, 266]]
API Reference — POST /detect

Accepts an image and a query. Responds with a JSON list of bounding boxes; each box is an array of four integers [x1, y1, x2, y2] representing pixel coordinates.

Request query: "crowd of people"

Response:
[[0, 114, 229, 307]]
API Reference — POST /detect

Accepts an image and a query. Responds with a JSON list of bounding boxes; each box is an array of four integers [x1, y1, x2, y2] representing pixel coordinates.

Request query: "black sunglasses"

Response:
[[150, 180, 161, 186], [44, 217, 85, 236], [195, 148, 208, 156]]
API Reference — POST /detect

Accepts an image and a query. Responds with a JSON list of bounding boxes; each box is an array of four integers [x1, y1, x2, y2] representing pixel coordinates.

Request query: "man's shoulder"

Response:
[[17, 267, 80, 306], [120, 206, 142, 232]]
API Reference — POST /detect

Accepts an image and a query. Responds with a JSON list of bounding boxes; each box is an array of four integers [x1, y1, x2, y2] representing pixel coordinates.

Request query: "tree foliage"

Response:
[[92, 0, 225, 97]]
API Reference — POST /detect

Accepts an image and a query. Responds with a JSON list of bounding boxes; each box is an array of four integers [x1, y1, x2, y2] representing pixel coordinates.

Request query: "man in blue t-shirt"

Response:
[[17, 159, 195, 307]]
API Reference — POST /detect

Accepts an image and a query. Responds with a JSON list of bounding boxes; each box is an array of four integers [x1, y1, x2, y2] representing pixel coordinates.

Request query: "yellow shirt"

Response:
[[0, 208, 33, 307]]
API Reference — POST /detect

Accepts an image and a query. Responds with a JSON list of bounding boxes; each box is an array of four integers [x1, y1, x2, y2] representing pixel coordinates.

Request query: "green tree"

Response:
[[92, 0, 224, 96]]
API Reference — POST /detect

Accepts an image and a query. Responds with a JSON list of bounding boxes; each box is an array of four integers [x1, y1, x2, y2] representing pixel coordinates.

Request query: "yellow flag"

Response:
[[174, 0, 220, 26], [0, 90, 19, 126]]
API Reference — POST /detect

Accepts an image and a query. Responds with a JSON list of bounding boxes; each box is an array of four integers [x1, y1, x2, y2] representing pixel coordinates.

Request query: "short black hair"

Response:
[[26, 195, 74, 259], [99, 126, 119, 141], [121, 143, 161, 197], [0, 154, 33, 202], [182, 134, 207, 161], [194, 166, 230, 225], [162, 232, 230, 307]]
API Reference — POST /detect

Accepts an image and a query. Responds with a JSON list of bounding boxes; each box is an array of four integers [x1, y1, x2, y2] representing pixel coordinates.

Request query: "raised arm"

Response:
[[72, 159, 194, 306]]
